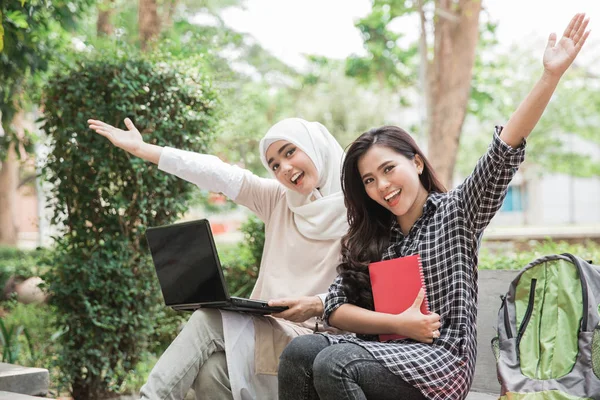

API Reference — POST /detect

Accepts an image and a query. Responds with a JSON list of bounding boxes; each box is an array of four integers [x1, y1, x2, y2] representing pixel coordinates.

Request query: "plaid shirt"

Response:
[[322, 128, 526, 400]]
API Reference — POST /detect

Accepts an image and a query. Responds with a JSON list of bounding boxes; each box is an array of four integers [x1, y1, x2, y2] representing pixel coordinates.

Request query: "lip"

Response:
[[290, 171, 304, 186], [383, 189, 401, 207]]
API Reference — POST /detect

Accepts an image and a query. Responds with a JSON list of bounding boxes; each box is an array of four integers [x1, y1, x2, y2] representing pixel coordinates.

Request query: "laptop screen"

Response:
[[145, 220, 229, 306]]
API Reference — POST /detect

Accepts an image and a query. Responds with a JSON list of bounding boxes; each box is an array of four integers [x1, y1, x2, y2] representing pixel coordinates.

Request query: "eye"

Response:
[[286, 147, 296, 157], [272, 163, 280, 172], [383, 165, 394, 174], [363, 177, 373, 185]]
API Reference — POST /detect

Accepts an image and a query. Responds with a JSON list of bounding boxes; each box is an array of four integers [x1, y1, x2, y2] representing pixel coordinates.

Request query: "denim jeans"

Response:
[[278, 334, 426, 400], [139, 308, 232, 400]]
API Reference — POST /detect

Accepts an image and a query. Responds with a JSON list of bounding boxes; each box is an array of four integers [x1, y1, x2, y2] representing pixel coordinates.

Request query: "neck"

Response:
[[397, 186, 429, 236]]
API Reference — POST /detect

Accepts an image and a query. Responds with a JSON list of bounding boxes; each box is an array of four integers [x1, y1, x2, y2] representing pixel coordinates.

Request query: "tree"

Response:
[[0, 0, 93, 245], [42, 53, 218, 399], [97, 0, 115, 36], [295, 56, 401, 148], [348, 0, 484, 187]]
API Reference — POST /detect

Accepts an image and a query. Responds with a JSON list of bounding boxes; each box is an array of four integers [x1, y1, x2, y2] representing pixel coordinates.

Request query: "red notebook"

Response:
[[368, 254, 430, 341]]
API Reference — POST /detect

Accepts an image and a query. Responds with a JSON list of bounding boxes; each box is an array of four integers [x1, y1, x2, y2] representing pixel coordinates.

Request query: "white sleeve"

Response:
[[158, 147, 247, 200]]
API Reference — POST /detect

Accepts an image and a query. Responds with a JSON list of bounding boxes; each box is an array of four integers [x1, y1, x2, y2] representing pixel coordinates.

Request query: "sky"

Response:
[[219, 0, 600, 69]]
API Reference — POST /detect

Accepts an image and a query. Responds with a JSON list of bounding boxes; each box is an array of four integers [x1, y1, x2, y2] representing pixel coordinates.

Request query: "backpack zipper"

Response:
[[516, 278, 537, 361]]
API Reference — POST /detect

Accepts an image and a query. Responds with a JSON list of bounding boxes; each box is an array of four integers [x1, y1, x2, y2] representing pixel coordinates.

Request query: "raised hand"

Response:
[[544, 13, 590, 77], [88, 118, 144, 154]]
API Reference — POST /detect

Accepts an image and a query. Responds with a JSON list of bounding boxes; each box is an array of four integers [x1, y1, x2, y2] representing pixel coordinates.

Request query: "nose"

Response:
[[281, 162, 293, 175], [378, 179, 390, 193]]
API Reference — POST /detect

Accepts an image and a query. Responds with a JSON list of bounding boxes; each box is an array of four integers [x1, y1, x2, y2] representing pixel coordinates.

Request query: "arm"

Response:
[[88, 118, 264, 202], [324, 277, 440, 343], [500, 13, 590, 148], [455, 14, 590, 234]]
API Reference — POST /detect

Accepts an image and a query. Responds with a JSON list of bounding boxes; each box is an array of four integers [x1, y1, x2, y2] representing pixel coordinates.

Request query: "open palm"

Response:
[[88, 118, 144, 154], [544, 13, 590, 77]]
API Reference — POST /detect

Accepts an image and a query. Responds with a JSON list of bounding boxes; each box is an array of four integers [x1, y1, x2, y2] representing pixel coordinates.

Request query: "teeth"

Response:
[[291, 172, 302, 183], [385, 189, 401, 201]]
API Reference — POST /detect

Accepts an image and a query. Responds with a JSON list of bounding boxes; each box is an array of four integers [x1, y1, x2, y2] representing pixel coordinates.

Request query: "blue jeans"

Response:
[[278, 334, 426, 400]]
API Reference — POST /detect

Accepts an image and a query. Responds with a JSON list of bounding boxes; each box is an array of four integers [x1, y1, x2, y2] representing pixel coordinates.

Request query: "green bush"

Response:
[[41, 52, 218, 399], [219, 215, 265, 298], [0, 247, 51, 299], [479, 240, 600, 270]]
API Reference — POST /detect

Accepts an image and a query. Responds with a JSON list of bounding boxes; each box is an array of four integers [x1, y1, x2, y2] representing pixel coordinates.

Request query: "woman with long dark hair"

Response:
[[278, 13, 590, 400]]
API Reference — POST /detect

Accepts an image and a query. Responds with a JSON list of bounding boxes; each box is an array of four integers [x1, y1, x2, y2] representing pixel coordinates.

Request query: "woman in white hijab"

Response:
[[88, 117, 347, 400]]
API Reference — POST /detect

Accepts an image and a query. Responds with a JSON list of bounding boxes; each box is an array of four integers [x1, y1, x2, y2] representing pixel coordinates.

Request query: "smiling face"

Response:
[[265, 140, 319, 195], [358, 144, 428, 227]]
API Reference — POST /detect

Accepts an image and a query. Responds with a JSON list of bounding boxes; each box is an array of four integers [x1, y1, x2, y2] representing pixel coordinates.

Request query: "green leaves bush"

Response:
[[220, 215, 265, 298], [41, 52, 218, 399]]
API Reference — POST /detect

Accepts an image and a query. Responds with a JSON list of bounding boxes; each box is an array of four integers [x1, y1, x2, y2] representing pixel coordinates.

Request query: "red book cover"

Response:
[[368, 254, 429, 341]]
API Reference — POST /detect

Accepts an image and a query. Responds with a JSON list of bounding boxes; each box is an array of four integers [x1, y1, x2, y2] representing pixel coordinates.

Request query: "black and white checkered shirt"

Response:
[[322, 128, 526, 400]]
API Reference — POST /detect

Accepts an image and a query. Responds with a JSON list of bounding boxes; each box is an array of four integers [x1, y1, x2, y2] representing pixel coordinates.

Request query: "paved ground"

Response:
[[467, 392, 498, 400]]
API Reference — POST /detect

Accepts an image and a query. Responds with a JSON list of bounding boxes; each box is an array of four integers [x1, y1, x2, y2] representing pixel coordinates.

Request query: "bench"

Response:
[[469, 269, 518, 398]]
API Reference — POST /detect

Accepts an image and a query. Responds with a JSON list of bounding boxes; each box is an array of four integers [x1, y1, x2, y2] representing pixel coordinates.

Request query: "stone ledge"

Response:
[[0, 390, 51, 399], [0, 363, 49, 397]]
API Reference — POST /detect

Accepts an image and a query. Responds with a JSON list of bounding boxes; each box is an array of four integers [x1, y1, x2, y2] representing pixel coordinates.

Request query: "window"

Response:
[[501, 185, 526, 212]]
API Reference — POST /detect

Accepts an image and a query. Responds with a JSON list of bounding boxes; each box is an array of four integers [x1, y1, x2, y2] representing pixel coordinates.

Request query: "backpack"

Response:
[[492, 253, 600, 399]]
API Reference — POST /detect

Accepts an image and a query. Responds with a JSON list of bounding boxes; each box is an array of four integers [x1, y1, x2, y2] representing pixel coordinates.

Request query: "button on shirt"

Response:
[[321, 128, 526, 400]]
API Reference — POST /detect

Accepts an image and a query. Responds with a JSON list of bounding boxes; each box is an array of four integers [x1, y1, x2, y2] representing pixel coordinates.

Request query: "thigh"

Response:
[[279, 334, 330, 368], [315, 343, 425, 400]]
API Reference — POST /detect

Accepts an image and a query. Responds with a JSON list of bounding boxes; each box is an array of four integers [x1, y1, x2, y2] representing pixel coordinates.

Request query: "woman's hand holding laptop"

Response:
[[268, 296, 323, 323]]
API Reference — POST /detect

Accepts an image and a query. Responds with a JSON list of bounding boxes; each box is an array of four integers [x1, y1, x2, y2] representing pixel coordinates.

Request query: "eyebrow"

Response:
[[360, 161, 394, 180], [267, 143, 293, 166]]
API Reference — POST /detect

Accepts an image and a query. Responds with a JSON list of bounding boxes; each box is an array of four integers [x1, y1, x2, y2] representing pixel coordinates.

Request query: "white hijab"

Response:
[[259, 118, 348, 241]]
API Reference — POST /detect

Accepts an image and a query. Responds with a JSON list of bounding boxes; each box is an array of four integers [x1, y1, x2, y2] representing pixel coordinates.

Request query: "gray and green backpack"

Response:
[[493, 253, 600, 399]]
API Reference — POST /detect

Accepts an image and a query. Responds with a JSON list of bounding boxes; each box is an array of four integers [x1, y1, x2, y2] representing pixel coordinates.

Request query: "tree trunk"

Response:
[[162, 0, 180, 33], [97, 0, 115, 36], [426, 0, 481, 188], [139, 0, 161, 51], [0, 110, 25, 246]]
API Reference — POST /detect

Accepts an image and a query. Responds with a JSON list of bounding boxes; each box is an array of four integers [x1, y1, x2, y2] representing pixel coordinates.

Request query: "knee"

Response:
[[280, 334, 328, 371], [312, 344, 356, 385]]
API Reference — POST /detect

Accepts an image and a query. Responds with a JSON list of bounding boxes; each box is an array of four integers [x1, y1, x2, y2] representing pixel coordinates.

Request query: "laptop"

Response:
[[145, 219, 288, 314]]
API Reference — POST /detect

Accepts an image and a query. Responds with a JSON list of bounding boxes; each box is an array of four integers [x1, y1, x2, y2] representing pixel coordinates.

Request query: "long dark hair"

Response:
[[338, 126, 446, 310]]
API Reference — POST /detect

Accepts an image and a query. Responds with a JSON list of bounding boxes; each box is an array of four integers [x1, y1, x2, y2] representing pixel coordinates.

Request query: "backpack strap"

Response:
[[560, 253, 591, 332]]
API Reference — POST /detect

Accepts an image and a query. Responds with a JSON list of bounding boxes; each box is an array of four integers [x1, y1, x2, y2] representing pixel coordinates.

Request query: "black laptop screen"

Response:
[[145, 220, 228, 306]]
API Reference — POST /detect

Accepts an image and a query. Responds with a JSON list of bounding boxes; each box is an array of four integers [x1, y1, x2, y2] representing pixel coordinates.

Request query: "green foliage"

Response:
[[0, 315, 34, 364], [40, 52, 218, 399], [346, 1, 418, 90], [479, 240, 600, 270], [219, 215, 265, 298], [0, 301, 59, 369], [295, 57, 400, 147], [459, 43, 600, 178], [0, 0, 93, 154], [0, 246, 50, 294]]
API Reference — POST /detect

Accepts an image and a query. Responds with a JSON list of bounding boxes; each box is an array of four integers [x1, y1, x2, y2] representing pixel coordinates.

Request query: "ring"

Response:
[[432, 330, 439, 339]]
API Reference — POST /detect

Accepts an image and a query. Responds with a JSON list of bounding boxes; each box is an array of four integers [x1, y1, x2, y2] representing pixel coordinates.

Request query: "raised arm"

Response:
[[89, 117, 283, 219], [88, 118, 163, 164], [500, 13, 590, 148]]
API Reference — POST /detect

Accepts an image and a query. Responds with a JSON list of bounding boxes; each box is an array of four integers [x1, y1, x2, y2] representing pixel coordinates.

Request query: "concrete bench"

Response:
[[0, 363, 49, 397], [0, 391, 51, 399], [470, 269, 518, 398]]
